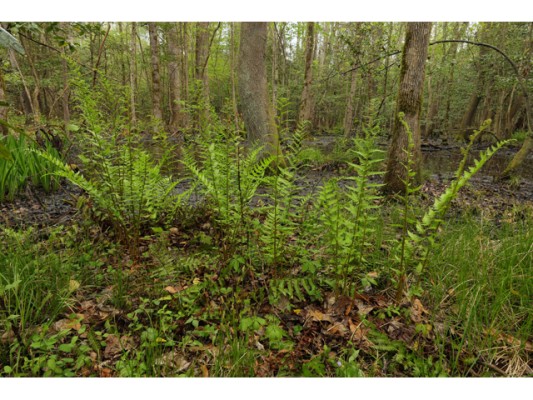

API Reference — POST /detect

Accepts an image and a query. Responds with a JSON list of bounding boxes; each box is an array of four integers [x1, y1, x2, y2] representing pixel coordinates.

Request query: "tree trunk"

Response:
[[298, 22, 315, 126], [230, 22, 240, 131], [0, 64, 8, 136], [194, 22, 211, 132], [238, 22, 280, 157], [129, 22, 137, 127], [444, 23, 468, 131], [460, 29, 489, 132], [167, 23, 182, 133], [343, 65, 358, 138], [501, 22, 533, 178], [384, 22, 432, 194], [148, 22, 163, 123], [60, 22, 71, 134]]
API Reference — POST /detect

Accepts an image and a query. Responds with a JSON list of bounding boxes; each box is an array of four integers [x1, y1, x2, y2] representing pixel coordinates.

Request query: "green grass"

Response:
[[425, 212, 532, 376], [0, 134, 61, 202]]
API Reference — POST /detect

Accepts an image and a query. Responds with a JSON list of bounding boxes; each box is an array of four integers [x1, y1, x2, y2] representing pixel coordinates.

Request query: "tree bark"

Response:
[[0, 64, 8, 136], [194, 22, 211, 132], [343, 65, 358, 138], [60, 22, 71, 134], [129, 22, 137, 127], [384, 22, 432, 194], [298, 22, 315, 126], [148, 22, 163, 123], [167, 23, 182, 133], [238, 22, 280, 157]]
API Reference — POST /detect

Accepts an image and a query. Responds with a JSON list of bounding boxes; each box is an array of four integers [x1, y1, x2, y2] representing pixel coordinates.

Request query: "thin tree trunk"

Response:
[[167, 23, 182, 133], [129, 22, 137, 127], [194, 22, 211, 132], [8, 48, 39, 125], [92, 23, 111, 88], [59, 22, 71, 134], [148, 22, 163, 123], [0, 64, 8, 135], [384, 22, 432, 194], [230, 22, 240, 131], [343, 65, 358, 138], [298, 22, 315, 126]]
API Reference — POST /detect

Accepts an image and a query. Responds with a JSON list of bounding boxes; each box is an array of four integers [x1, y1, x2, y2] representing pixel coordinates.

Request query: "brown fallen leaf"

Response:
[[100, 367, 113, 377], [164, 285, 179, 294], [326, 322, 349, 336], [410, 298, 429, 323], [200, 364, 209, 377], [307, 309, 333, 323], [103, 334, 134, 359], [155, 351, 191, 372], [484, 328, 533, 352], [355, 300, 374, 316], [348, 319, 368, 343], [53, 314, 84, 332]]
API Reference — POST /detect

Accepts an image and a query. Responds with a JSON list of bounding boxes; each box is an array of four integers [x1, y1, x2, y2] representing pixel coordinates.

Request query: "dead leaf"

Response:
[[200, 364, 209, 377], [164, 285, 179, 294], [307, 309, 333, 323], [326, 322, 348, 336], [410, 298, 429, 323], [100, 367, 113, 377], [155, 351, 191, 372], [53, 314, 84, 332], [103, 334, 133, 359], [484, 328, 533, 352], [348, 319, 367, 342], [355, 300, 374, 316]]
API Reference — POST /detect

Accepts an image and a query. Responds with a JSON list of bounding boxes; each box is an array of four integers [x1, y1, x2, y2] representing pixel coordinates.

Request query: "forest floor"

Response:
[[1, 138, 532, 377]]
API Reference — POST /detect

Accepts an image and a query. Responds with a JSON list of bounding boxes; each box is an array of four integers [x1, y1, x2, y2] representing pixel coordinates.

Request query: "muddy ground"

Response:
[[1, 137, 532, 229]]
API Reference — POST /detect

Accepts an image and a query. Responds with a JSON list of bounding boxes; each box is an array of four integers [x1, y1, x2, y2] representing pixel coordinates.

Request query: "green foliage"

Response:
[[393, 117, 512, 301], [259, 124, 306, 268], [0, 133, 60, 202], [316, 133, 384, 294], [182, 132, 272, 228], [0, 228, 72, 338]]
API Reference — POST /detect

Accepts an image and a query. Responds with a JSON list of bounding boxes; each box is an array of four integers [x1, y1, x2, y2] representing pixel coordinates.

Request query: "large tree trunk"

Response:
[[238, 22, 280, 157], [148, 22, 163, 123], [298, 22, 315, 126], [167, 23, 182, 133], [384, 22, 432, 194]]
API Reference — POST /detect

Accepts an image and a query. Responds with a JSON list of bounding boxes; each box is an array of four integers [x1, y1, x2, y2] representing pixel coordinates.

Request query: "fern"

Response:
[[260, 125, 307, 269], [315, 133, 384, 295], [394, 118, 512, 301], [182, 134, 273, 228], [269, 276, 322, 304]]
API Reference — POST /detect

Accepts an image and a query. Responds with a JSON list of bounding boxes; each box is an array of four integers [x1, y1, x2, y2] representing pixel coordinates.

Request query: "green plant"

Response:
[[0, 133, 60, 202], [392, 117, 512, 301], [316, 133, 384, 294], [0, 228, 72, 345]]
